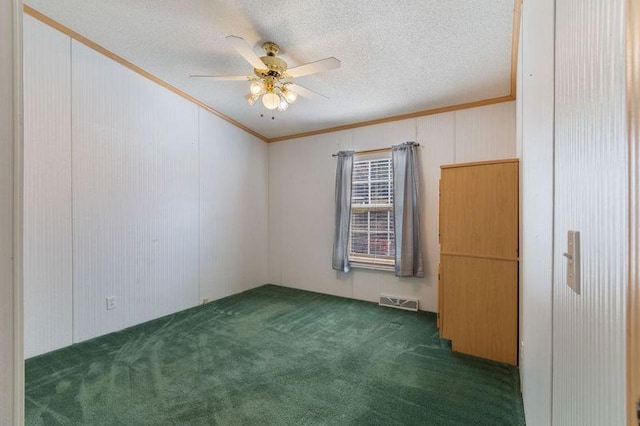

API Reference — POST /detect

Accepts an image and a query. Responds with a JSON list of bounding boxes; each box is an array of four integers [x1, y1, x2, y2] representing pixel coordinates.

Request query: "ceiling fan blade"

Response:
[[226, 35, 266, 70], [189, 75, 251, 81], [288, 83, 329, 100], [286, 57, 340, 78]]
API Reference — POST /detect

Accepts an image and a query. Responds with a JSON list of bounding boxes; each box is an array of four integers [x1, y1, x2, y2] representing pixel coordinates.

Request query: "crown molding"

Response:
[[269, 0, 521, 143], [24, 1, 521, 144], [267, 95, 515, 143], [23, 5, 269, 142]]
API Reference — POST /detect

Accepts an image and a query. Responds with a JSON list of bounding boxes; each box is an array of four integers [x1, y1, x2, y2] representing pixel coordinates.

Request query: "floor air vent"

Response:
[[379, 294, 419, 312]]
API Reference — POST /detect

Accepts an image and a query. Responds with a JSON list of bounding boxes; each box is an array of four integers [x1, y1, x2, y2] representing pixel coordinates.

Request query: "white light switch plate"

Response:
[[564, 231, 580, 294], [106, 296, 116, 310]]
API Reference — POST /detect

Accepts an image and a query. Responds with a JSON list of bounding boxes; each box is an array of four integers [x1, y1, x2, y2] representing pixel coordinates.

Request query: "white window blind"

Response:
[[349, 155, 395, 266]]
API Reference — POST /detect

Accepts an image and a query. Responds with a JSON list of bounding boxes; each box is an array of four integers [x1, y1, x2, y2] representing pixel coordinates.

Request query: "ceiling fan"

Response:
[[190, 35, 340, 112]]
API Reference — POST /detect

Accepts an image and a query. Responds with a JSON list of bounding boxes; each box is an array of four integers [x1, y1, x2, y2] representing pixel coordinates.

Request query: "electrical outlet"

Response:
[[106, 296, 116, 311]]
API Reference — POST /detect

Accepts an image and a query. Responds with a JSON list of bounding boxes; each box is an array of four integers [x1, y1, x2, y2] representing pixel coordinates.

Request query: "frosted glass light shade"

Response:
[[277, 97, 289, 111], [250, 80, 265, 95], [282, 88, 298, 104], [246, 93, 260, 106], [262, 92, 280, 110]]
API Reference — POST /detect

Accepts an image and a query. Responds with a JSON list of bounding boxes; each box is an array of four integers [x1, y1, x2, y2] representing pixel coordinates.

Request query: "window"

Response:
[[349, 155, 395, 268]]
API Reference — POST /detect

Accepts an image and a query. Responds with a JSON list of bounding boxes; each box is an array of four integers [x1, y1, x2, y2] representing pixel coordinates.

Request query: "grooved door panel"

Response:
[[553, 0, 628, 423], [441, 255, 518, 365], [440, 161, 518, 259], [71, 40, 200, 343], [23, 15, 73, 358]]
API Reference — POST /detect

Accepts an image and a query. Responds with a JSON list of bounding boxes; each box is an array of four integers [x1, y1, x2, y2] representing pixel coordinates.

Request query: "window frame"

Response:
[[348, 152, 395, 271]]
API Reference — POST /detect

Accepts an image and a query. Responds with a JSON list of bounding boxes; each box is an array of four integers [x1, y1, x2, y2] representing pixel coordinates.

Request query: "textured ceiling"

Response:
[[25, 0, 515, 139]]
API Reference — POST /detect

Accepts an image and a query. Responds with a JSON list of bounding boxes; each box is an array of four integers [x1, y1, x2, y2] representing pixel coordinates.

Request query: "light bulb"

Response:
[[262, 92, 280, 110], [250, 80, 265, 95], [277, 96, 289, 111], [282, 87, 298, 104], [246, 93, 260, 106]]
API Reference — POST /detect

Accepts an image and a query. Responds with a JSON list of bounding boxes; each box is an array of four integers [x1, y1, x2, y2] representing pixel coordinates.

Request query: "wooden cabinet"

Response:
[[438, 159, 519, 365]]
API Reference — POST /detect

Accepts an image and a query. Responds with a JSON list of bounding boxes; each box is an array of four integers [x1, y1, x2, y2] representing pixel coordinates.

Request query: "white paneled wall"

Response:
[[269, 130, 353, 301], [416, 112, 455, 302], [268, 102, 515, 312], [553, 0, 628, 424], [23, 15, 73, 358], [23, 16, 268, 355], [199, 109, 268, 301], [518, 0, 554, 424], [454, 103, 516, 163], [72, 41, 200, 342]]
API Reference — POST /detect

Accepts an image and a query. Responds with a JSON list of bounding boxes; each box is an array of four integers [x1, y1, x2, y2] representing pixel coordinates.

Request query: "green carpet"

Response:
[[25, 284, 525, 425]]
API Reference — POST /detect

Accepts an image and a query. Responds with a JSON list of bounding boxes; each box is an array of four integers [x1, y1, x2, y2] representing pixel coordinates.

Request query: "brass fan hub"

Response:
[[254, 42, 288, 78], [262, 41, 280, 56], [261, 75, 278, 92]]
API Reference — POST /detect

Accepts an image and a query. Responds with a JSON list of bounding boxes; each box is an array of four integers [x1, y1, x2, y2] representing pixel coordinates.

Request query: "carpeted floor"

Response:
[[25, 284, 525, 425]]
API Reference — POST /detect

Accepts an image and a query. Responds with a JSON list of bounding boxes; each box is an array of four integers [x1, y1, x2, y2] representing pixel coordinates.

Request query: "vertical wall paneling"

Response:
[[268, 130, 354, 300], [23, 14, 73, 358], [415, 113, 455, 311], [454, 101, 516, 163], [71, 40, 200, 342], [268, 102, 514, 312], [518, 0, 555, 423], [22, 15, 270, 354], [0, 0, 21, 422], [515, 0, 524, 386], [554, 0, 628, 423], [628, 0, 640, 421], [199, 108, 268, 301]]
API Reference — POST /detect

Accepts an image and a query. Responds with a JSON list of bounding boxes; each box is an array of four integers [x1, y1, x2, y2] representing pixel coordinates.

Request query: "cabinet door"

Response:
[[441, 255, 518, 365], [440, 162, 518, 260]]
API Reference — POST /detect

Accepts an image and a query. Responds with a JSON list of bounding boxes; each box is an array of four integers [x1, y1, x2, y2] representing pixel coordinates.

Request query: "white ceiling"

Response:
[[26, 0, 515, 140]]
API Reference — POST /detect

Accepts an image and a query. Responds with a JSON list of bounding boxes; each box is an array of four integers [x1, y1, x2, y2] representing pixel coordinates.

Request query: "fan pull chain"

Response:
[[258, 113, 276, 120]]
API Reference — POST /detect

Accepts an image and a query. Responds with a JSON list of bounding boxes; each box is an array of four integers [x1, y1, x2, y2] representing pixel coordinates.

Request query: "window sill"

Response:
[[349, 261, 395, 272]]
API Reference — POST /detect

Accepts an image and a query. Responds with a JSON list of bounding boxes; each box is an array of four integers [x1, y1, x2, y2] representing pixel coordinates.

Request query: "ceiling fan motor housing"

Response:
[[255, 41, 287, 78]]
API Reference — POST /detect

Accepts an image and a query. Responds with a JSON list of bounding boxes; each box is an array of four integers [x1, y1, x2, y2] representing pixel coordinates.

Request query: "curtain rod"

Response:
[[331, 143, 420, 157]]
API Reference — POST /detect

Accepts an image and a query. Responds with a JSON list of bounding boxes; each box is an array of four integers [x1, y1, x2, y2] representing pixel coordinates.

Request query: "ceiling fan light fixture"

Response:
[[262, 92, 280, 110], [196, 36, 339, 112], [281, 87, 298, 104], [250, 80, 265, 95], [277, 96, 289, 112], [246, 93, 260, 106]]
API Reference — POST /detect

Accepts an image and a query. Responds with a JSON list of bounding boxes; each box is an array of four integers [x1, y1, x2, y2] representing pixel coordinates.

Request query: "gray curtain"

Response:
[[392, 142, 424, 277], [332, 151, 354, 272]]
